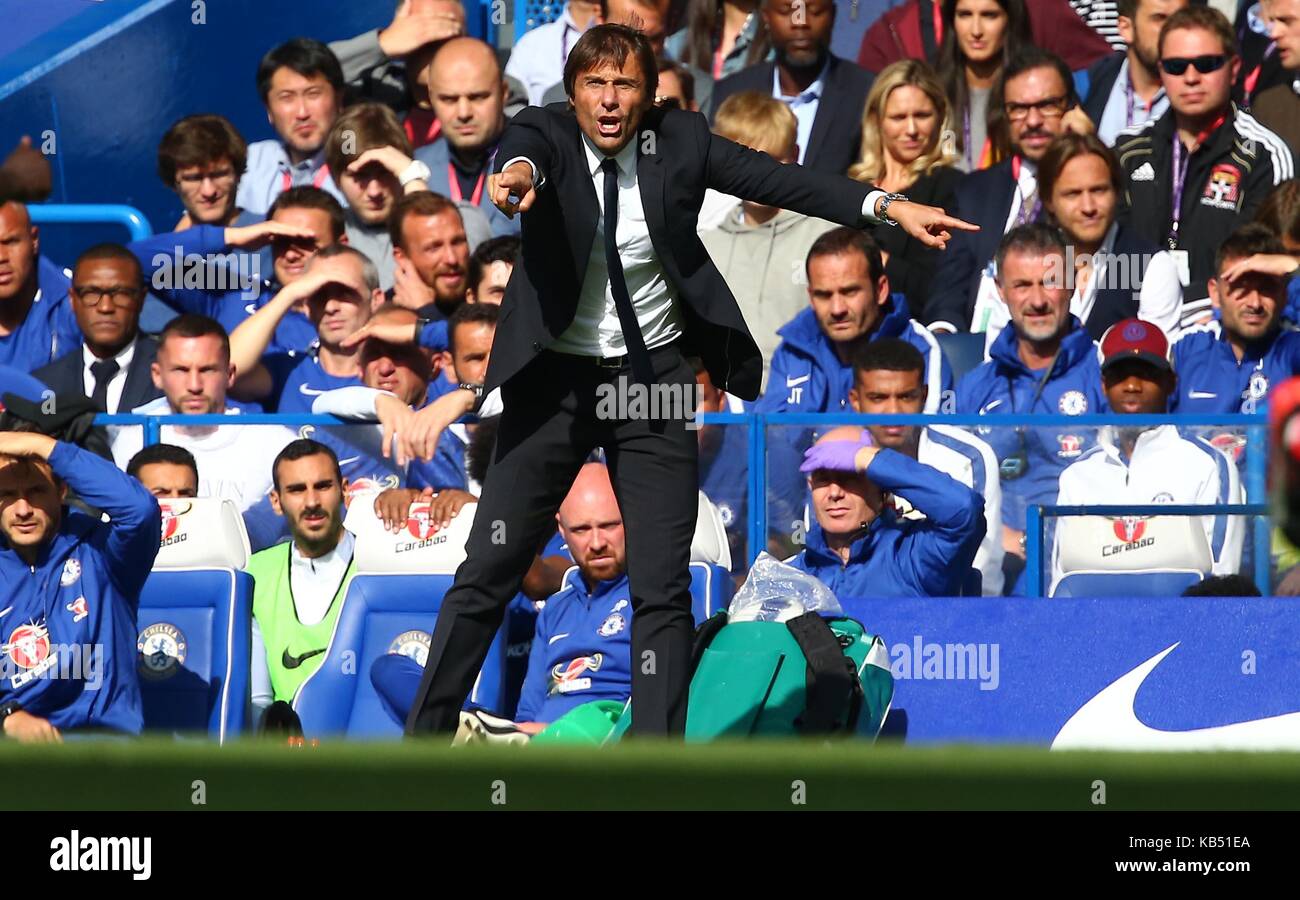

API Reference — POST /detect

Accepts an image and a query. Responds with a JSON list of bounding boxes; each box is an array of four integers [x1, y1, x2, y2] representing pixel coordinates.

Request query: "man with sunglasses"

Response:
[[1115, 5, 1293, 328], [32, 245, 163, 414], [954, 223, 1106, 593]]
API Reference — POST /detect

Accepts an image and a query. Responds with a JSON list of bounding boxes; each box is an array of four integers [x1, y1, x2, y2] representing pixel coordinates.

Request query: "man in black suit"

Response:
[[926, 48, 1093, 334], [399, 24, 972, 738], [710, 0, 872, 176], [34, 244, 162, 414]]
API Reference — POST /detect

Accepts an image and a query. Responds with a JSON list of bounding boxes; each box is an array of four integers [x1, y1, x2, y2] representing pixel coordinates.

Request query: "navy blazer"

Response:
[[1080, 224, 1165, 341], [710, 54, 873, 176], [33, 335, 163, 414], [414, 137, 521, 239], [924, 160, 1016, 330]]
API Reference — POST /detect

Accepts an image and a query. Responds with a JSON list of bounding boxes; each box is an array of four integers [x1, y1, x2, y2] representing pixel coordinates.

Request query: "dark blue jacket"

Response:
[[954, 317, 1106, 530], [790, 448, 984, 598], [0, 258, 81, 373], [0, 443, 161, 733], [1170, 322, 1300, 414]]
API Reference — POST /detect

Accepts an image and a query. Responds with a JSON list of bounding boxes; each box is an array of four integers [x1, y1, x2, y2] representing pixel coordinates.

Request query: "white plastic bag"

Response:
[[727, 552, 843, 623]]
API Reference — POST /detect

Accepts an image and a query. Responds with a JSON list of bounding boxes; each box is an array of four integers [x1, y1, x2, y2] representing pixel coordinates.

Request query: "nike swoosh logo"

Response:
[[785, 375, 810, 388], [298, 384, 327, 396], [281, 647, 326, 669], [1052, 643, 1300, 750], [548, 633, 570, 645], [337, 456, 361, 466], [244, 302, 257, 315], [1188, 390, 1218, 399], [979, 399, 1003, 414], [0, 606, 10, 619]]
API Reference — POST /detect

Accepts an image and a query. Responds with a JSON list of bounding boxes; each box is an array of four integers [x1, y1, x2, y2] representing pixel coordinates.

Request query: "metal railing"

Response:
[[28, 203, 153, 242]]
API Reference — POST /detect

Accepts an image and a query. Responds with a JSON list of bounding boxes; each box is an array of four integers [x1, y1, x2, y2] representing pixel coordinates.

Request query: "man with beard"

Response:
[[1081, 0, 1186, 146], [1051, 317, 1243, 587], [710, 0, 873, 174], [247, 439, 355, 712], [388, 191, 472, 319]]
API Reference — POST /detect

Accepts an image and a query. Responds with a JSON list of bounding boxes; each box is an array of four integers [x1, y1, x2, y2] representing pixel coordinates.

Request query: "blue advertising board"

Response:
[[839, 596, 1300, 750]]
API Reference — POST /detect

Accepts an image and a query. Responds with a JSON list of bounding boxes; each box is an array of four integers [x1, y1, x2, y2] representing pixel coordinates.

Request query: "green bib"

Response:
[[247, 542, 355, 703]]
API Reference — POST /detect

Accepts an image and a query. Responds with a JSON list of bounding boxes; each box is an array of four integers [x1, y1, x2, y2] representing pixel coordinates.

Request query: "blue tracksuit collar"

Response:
[[988, 316, 1095, 378], [801, 517, 888, 569], [1212, 321, 1280, 365], [570, 570, 629, 603], [775, 294, 914, 360]]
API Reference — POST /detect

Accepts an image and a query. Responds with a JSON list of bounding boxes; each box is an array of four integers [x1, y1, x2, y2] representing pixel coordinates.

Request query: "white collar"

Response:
[[290, 528, 355, 576], [581, 132, 638, 179], [773, 58, 831, 101], [82, 336, 137, 373], [1096, 422, 1179, 463]]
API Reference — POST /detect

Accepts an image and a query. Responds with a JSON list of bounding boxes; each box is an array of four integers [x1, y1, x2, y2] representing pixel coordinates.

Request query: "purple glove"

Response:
[[799, 434, 874, 474]]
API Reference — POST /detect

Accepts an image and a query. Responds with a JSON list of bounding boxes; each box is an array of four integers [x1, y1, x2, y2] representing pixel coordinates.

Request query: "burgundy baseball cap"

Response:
[[1099, 318, 1172, 372]]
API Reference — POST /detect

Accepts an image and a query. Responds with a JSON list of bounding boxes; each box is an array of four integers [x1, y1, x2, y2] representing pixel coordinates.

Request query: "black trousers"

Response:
[[405, 342, 699, 737]]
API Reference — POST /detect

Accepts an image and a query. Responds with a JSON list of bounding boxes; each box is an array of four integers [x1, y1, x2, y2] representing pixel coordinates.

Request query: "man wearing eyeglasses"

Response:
[[1114, 5, 1293, 329], [927, 47, 1095, 334], [32, 245, 163, 415]]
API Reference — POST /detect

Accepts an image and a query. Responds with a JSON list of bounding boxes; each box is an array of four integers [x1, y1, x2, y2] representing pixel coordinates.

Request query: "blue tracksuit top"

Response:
[[0, 258, 81, 373], [1170, 321, 1300, 414], [954, 317, 1106, 531], [790, 448, 984, 598], [0, 442, 161, 733], [515, 571, 634, 724]]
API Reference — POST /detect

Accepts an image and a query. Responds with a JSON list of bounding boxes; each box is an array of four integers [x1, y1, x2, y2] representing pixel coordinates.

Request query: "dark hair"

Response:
[[852, 338, 926, 381], [127, 443, 198, 481], [989, 46, 1077, 163], [465, 414, 500, 485], [655, 56, 695, 105], [1182, 574, 1261, 596], [937, 0, 1032, 159], [389, 190, 463, 251], [805, 226, 885, 283], [468, 235, 520, 292], [73, 243, 144, 288], [272, 438, 342, 492], [448, 300, 501, 356], [157, 115, 248, 187], [1038, 133, 1124, 221], [1254, 179, 1300, 247], [324, 102, 411, 183], [563, 23, 658, 100], [257, 38, 344, 104], [267, 186, 346, 241], [158, 313, 231, 361], [1216, 223, 1288, 274], [677, 0, 769, 73], [1116, 0, 1138, 20], [994, 222, 1067, 278], [1159, 5, 1238, 59]]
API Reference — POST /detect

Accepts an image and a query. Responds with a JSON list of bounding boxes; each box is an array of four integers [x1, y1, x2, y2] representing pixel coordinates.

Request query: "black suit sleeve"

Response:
[[703, 125, 873, 226], [494, 106, 559, 185]]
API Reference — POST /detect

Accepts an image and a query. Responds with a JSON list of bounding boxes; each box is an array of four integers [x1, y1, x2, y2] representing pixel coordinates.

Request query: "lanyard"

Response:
[[1011, 155, 1040, 225], [447, 164, 486, 206], [561, 23, 574, 68], [1169, 136, 1188, 249], [933, 0, 944, 46], [282, 163, 329, 193]]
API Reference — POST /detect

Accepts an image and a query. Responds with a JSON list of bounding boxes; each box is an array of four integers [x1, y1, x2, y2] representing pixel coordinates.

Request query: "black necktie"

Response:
[[90, 358, 120, 412], [601, 158, 654, 386]]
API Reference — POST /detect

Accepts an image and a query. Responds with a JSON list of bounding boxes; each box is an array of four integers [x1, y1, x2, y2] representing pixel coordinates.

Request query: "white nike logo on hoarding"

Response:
[[1051, 643, 1300, 751]]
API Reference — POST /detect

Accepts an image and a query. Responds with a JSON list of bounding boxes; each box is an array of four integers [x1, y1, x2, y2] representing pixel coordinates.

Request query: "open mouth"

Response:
[[596, 115, 623, 137]]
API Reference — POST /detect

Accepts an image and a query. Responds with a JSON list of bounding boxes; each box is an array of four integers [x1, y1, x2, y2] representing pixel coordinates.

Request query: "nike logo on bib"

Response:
[[282, 647, 326, 669]]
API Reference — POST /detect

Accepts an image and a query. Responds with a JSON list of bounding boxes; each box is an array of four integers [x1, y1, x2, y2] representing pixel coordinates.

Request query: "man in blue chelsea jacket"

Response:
[[793, 426, 985, 597], [0, 432, 161, 740], [371, 461, 634, 731]]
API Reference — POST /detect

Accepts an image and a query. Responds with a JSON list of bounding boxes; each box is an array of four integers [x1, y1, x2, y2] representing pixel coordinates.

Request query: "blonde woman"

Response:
[[850, 60, 964, 320]]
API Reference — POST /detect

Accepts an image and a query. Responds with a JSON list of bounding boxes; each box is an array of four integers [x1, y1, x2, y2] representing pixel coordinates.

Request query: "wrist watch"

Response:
[[0, 699, 23, 733], [458, 381, 485, 411], [398, 159, 432, 188], [877, 192, 908, 227]]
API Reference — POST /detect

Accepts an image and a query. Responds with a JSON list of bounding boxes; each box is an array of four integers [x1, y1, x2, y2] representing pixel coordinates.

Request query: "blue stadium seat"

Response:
[[292, 574, 508, 739], [935, 331, 987, 383], [1050, 570, 1204, 597], [136, 568, 252, 743]]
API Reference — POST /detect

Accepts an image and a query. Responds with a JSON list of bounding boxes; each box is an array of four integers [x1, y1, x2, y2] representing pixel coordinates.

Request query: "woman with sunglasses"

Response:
[[849, 60, 963, 316], [935, 0, 1031, 172]]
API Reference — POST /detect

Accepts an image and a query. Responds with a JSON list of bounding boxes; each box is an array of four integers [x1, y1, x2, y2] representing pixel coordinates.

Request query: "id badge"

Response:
[[1171, 249, 1191, 287]]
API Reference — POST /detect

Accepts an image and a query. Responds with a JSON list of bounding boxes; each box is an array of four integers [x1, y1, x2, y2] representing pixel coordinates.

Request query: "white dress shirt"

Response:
[[504, 3, 587, 106], [289, 529, 355, 626], [773, 60, 829, 166], [82, 338, 136, 414], [1097, 57, 1169, 146], [1001, 156, 1039, 234]]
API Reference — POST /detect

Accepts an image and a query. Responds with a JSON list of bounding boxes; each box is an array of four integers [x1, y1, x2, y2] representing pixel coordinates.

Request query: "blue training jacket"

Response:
[[0, 442, 161, 733], [1170, 322, 1300, 414], [954, 317, 1106, 532], [0, 258, 81, 373], [515, 571, 633, 724], [790, 448, 985, 598]]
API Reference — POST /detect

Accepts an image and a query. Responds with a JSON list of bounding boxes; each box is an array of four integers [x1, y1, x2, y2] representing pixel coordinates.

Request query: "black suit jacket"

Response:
[[33, 336, 163, 414], [924, 160, 1016, 329], [710, 54, 873, 176], [490, 103, 873, 401], [1082, 224, 1164, 341]]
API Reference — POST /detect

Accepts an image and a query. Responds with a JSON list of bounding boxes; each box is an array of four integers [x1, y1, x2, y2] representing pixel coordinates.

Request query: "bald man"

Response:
[[0, 201, 83, 372], [794, 425, 986, 597], [414, 37, 519, 238], [370, 462, 635, 736]]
